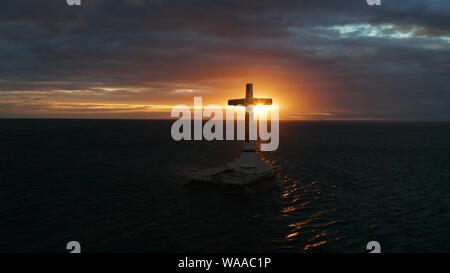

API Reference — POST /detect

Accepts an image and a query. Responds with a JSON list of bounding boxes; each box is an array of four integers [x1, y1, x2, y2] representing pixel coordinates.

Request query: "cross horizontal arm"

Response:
[[251, 98, 272, 105], [228, 98, 247, 106], [228, 98, 273, 106]]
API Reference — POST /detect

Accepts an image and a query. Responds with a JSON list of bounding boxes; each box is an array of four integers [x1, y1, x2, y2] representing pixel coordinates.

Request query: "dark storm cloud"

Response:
[[0, 0, 449, 119]]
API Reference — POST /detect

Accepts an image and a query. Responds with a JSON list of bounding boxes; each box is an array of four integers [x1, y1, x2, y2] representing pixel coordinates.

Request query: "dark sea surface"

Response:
[[1, 119, 449, 252]]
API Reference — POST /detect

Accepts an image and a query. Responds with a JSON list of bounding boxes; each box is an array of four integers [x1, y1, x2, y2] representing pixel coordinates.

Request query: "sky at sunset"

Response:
[[0, 0, 449, 120]]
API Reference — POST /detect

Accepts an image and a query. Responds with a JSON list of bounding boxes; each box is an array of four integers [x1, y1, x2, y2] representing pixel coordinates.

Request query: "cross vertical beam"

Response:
[[228, 83, 273, 152]]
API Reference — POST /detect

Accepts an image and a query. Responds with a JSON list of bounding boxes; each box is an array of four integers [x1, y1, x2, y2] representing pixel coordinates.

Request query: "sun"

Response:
[[253, 104, 272, 118]]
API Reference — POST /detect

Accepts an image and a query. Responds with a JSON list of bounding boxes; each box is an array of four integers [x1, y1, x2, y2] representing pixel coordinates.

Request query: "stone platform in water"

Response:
[[189, 164, 274, 187]]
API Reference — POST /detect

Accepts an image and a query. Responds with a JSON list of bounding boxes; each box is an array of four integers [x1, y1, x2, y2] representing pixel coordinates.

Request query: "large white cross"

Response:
[[227, 83, 273, 173]]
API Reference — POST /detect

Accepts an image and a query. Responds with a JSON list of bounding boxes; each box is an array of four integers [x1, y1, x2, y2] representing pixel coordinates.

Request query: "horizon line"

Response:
[[1, 117, 449, 122]]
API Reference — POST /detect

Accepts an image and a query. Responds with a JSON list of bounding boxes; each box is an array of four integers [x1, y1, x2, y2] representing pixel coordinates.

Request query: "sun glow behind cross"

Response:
[[254, 104, 271, 116]]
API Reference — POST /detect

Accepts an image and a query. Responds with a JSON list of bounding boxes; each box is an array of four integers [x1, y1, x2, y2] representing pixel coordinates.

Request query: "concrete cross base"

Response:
[[190, 150, 274, 186]]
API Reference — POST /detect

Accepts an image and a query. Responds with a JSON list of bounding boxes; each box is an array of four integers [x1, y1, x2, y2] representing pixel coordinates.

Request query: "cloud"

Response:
[[0, 0, 448, 120]]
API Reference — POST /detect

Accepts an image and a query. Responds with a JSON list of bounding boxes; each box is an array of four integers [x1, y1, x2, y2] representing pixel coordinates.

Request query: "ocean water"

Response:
[[1, 119, 449, 252]]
